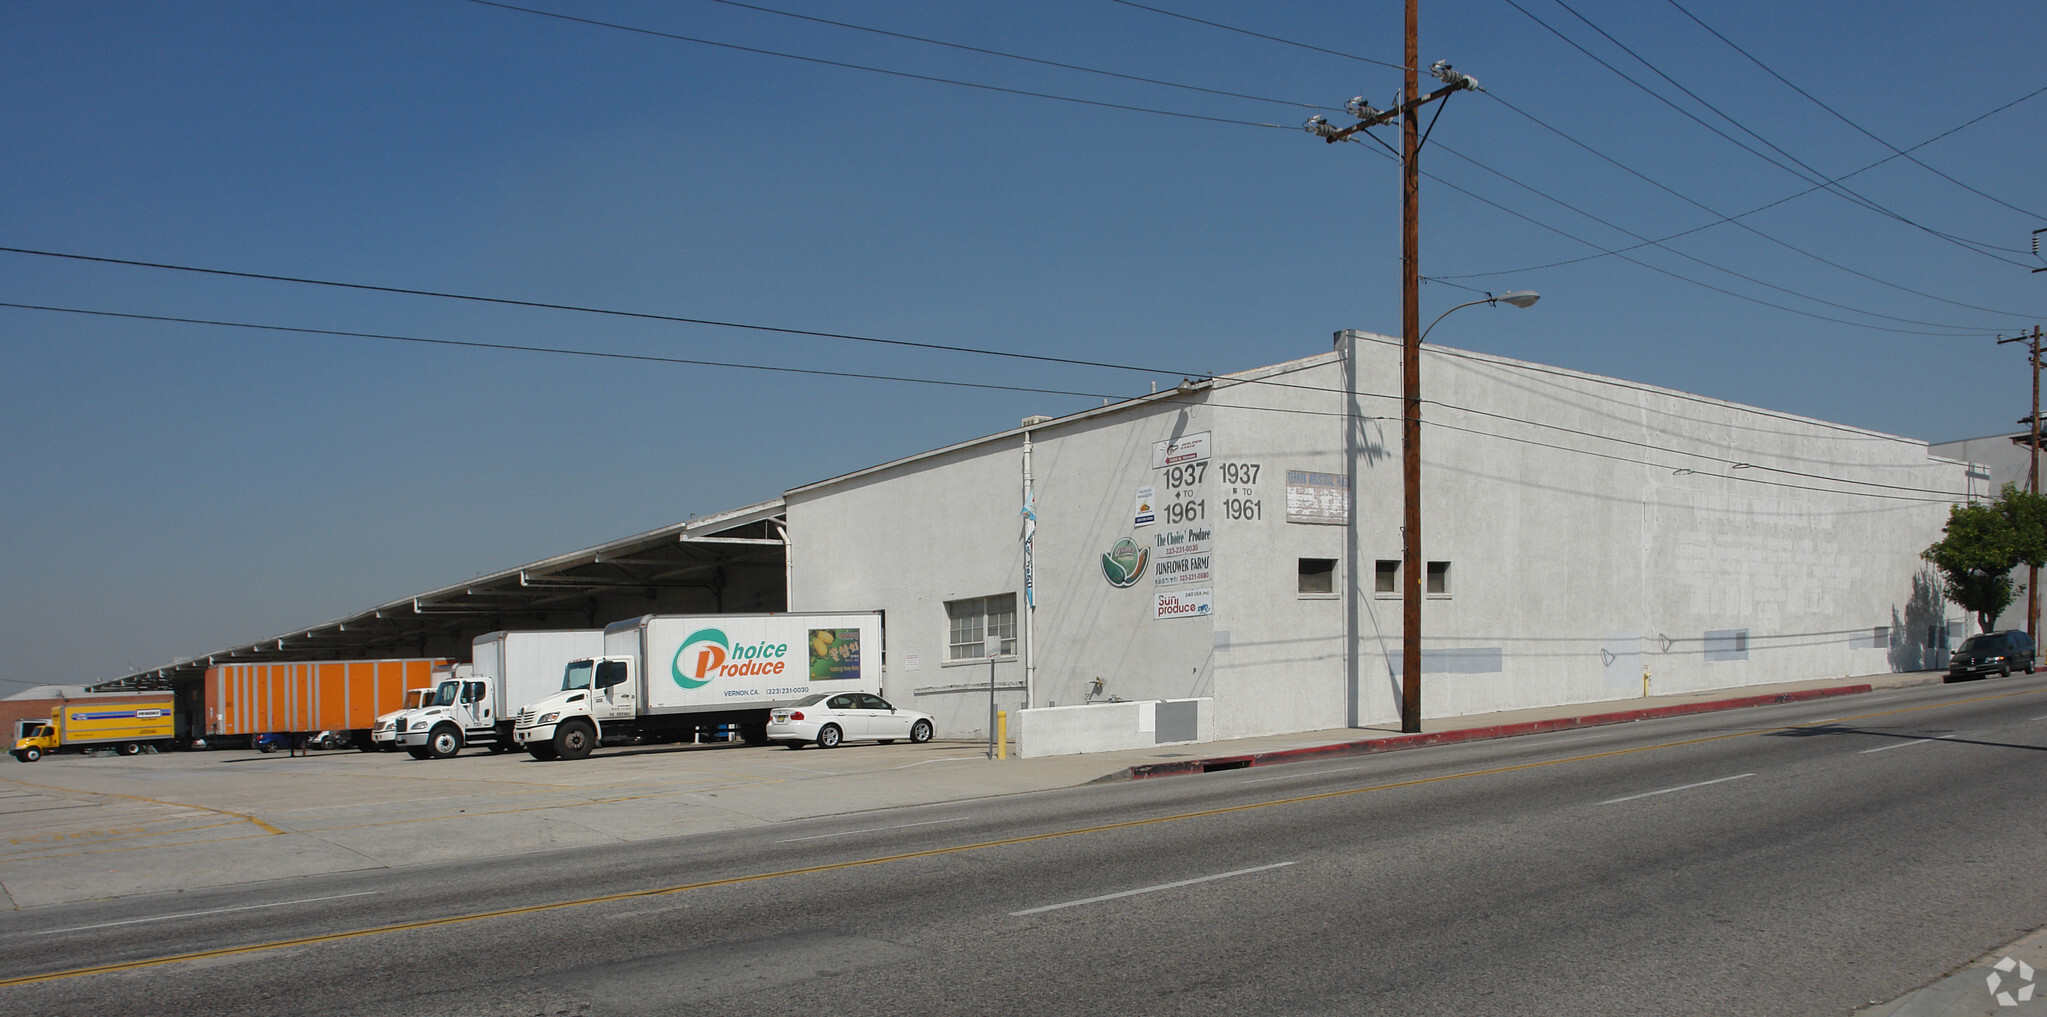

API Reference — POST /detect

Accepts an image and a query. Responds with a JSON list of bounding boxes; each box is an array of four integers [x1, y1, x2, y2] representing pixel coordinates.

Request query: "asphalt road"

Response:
[[4, 676, 2044, 1016]]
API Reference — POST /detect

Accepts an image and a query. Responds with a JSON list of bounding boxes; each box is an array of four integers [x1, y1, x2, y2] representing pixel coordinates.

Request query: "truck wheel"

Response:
[[406, 745, 432, 760], [554, 721, 595, 761], [816, 724, 842, 749], [356, 740, 379, 753], [427, 726, 463, 760], [487, 741, 511, 753], [910, 719, 934, 744], [526, 741, 559, 761], [116, 742, 141, 756], [18, 747, 40, 762]]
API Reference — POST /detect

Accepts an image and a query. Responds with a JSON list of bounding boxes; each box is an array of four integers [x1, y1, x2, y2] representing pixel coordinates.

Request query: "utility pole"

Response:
[[1305, 4, 1477, 733], [2003, 324, 2043, 641], [1399, 0, 1424, 735]]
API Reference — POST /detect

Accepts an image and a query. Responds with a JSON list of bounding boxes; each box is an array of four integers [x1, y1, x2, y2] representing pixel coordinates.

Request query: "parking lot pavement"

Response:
[[0, 671, 1941, 907]]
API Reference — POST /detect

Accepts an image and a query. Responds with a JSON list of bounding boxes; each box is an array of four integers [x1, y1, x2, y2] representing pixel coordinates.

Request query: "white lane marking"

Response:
[[1010, 861, 1297, 916], [1239, 767, 1354, 784], [39, 891, 379, 935], [2031, 715, 2047, 722], [883, 756, 981, 771], [1598, 773, 1755, 806], [1860, 735, 1957, 754], [766, 764, 842, 776], [774, 817, 968, 844]]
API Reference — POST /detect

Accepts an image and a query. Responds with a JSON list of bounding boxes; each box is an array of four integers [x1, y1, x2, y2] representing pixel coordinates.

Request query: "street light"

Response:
[[1420, 291, 1540, 342], [1396, 287, 1538, 734]]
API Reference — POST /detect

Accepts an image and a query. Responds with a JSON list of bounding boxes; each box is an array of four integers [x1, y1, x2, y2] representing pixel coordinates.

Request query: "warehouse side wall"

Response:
[[789, 335, 1973, 751]]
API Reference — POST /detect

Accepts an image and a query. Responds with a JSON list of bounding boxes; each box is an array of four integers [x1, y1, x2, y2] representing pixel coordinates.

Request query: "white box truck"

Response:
[[398, 630, 605, 759], [513, 613, 883, 761]]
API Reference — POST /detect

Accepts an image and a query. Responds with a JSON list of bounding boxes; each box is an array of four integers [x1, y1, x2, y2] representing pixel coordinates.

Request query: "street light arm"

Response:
[[1418, 290, 1540, 343], [1419, 297, 1494, 343]]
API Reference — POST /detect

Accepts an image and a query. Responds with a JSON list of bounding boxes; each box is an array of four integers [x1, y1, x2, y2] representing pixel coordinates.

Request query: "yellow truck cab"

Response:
[[12, 720, 58, 762]]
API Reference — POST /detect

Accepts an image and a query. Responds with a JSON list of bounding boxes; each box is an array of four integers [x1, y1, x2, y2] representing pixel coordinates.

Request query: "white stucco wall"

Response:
[[787, 333, 1973, 751]]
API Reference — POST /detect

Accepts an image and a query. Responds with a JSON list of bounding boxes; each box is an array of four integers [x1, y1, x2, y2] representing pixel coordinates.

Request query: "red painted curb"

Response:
[[1124, 683, 1875, 780]]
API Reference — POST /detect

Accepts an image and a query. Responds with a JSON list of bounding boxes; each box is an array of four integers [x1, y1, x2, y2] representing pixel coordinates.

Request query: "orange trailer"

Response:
[[205, 659, 451, 746]]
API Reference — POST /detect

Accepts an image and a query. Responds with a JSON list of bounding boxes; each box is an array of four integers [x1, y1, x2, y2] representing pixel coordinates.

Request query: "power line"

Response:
[[0, 301, 1132, 400], [1347, 330, 1927, 442], [1100, 0, 1404, 71], [1465, 89, 2045, 320], [1428, 138, 2004, 333], [457, 0, 1295, 131], [1662, 0, 2046, 222], [0, 245, 1200, 376], [695, 0, 1337, 113], [1423, 418, 1963, 503], [1499, 0, 2032, 266], [7, 297, 1962, 506], [1426, 399, 1968, 496], [1341, 143, 1995, 338], [1535, 0, 2031, 262]]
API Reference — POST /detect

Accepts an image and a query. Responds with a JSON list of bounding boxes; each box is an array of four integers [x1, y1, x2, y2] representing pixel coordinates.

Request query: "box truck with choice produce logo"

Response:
[[513, 613, 883, 761], [397, 630, 605, 759]]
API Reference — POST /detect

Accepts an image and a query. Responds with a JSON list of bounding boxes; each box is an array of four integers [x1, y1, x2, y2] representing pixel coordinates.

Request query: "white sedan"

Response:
[[768, 692, 934, 749]]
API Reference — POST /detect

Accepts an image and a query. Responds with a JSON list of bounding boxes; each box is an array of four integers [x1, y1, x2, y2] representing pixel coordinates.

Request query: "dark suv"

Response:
[[1946, 630, 2037, 681]]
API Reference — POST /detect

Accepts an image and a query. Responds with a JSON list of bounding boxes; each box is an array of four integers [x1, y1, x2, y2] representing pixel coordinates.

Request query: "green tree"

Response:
[[1923, 483, 2047, 633]]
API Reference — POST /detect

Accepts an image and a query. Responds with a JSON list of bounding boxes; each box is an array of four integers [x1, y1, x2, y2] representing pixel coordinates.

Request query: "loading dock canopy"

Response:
[[94, 499, 789, 693]]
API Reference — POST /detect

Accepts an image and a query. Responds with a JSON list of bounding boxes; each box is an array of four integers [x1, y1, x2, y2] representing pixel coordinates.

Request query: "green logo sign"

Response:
[[1101, 537, 1149, 588], [672, 628, 731, 689]]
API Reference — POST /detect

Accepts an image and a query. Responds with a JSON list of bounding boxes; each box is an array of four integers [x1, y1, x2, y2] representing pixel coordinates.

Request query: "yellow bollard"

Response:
[[996, 709, 1008, 759], [1642, 665, 1652, 698]]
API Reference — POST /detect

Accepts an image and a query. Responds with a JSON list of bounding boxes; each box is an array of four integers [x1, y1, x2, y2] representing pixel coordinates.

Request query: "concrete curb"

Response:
[[1116, 683, 1876, 781]]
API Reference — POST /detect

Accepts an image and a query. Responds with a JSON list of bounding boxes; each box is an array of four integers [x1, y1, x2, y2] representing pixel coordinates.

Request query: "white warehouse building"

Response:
[[786, 331, 1971, 755]]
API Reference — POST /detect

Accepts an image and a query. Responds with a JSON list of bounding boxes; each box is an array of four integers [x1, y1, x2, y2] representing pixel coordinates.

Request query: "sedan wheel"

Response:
[[910, 719, 933, 744], [817, 724, 842, 749]]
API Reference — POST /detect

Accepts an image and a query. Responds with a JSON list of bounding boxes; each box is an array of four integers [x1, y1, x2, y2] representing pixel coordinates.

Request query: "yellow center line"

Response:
[[2, 820, 249, 856], [2, 685, 2032, 989]]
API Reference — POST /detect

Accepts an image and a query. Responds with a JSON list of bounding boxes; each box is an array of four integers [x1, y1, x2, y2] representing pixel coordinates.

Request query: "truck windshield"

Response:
[[429, 681, 462, 707], [24, 724, 49, 738], [561, 661, 596, 691]]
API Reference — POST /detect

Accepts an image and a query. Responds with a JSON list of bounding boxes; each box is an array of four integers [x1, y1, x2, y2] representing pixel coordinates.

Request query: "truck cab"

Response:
[[396, 676, 503, 759], [12, 720, 55, 762], [369, 687, 437, 751], [512, 657, 635, 760]]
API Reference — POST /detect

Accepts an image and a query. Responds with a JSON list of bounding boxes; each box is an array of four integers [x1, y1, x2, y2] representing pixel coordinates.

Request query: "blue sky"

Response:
[[4, 0, 2043, 685]]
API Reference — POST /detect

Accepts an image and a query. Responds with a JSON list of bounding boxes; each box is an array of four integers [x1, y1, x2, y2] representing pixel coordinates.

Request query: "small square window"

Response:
[[1426, 561, 1451, 595], [1375, 560, 1400, 594], [1298, 558, 1336, 595], [947, 594, 1017, 660]]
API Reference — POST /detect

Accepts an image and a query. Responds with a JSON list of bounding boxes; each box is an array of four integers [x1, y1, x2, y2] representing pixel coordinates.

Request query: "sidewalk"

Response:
[[0, 671, 1943, 907]]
